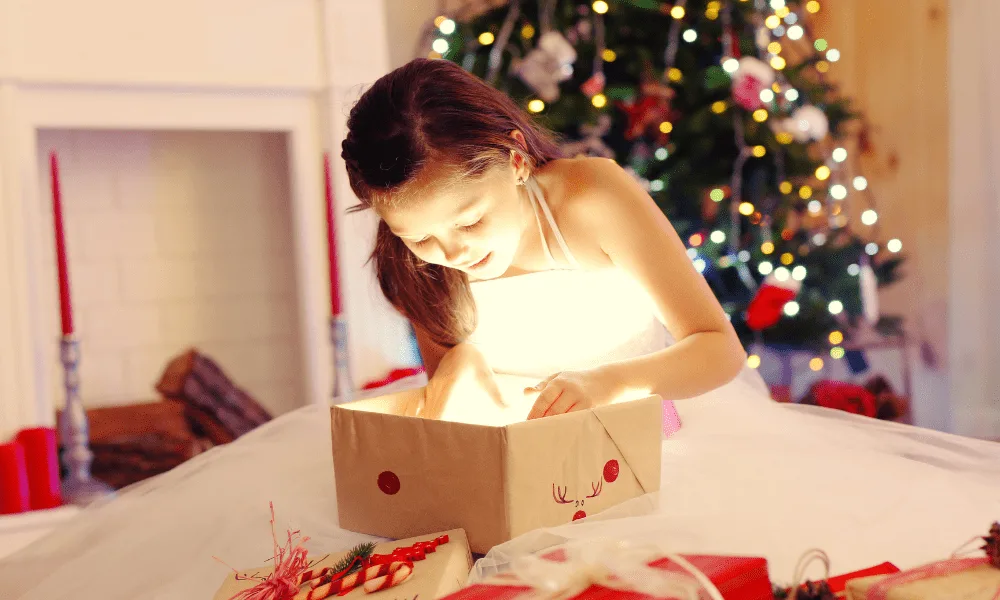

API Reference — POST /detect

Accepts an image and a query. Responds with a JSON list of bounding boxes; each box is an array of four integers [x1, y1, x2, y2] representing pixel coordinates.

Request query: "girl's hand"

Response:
[[421, 343, 504, 419], [524, 368, 621, 419]]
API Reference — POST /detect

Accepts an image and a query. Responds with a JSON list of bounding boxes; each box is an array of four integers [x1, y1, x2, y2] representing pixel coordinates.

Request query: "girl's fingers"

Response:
[[528, 386, 563, 420]]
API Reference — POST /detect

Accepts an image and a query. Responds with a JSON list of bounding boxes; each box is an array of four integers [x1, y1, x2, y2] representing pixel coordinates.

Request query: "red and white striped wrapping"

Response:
[[363, 563, 414, 594], [294, 561, 414, 600]]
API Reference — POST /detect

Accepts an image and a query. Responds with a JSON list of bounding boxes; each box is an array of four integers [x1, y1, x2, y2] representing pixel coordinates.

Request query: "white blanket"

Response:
[[0, 374, 997, 598]]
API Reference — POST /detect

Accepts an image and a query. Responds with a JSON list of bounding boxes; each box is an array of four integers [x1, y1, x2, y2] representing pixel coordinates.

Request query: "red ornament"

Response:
[[617, 80, 675, 142], [377, 471, 400, 495], [801, 380, 878, 418], [732, 74, 766, 111], [603, 459, 619, 483], [745, 274, 801, 331], [573, 510, 587, 521], [581, 72, 606, 97]]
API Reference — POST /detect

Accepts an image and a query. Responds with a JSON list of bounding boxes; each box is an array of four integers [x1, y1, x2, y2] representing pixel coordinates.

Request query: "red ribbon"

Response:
[[368, 534, 449, 566]]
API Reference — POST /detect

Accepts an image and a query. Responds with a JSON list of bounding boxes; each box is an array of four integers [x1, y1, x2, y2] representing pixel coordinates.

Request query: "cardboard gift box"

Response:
[[331, 375, 662, 554], [844, 559, 1000, 600], [214, 528, 473, 600]]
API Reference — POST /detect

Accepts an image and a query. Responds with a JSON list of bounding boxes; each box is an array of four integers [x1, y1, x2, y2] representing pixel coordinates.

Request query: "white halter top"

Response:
[[465, 177, 672, 378]]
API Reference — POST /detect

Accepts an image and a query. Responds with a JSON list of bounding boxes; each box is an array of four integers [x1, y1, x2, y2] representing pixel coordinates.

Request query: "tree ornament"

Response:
[[790, 105, 830, 142], [560, 115, 615, 158], [746, 273, 801, 331], [755, 27, 772, 52], [580, 71, 606, 97], [516, 31, 578, 102], [859, 258, 879, 324], [731, 57, 776, 111], [617, 80, 675, 140]]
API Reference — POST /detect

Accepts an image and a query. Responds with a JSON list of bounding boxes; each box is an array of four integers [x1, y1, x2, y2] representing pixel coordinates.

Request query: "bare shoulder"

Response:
[[540, 157, 666, 261]]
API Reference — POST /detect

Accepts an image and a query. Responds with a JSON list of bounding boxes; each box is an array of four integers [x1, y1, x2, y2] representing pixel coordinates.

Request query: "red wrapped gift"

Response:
[[442, 542, 772, 600]]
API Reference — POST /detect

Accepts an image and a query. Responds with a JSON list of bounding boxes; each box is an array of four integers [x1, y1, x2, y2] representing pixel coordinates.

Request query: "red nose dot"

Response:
[[603, 459, 620, 483], [378, 471, 400, 495], [573, 510, 587, 521]]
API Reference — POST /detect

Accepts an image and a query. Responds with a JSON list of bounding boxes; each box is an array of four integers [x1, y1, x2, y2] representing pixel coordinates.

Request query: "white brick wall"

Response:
[[36, 129, 304, 417]]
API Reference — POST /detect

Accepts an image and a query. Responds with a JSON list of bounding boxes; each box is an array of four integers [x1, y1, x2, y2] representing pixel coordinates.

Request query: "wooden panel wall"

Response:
[[811, 0, 949, 365]]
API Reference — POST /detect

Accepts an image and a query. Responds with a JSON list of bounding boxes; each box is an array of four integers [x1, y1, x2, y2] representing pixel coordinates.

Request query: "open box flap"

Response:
[[592, 396, 663, 493]]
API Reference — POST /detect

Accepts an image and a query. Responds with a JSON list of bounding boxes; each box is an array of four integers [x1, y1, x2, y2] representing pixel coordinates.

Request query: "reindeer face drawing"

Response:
[[552, 460, 619, 522]]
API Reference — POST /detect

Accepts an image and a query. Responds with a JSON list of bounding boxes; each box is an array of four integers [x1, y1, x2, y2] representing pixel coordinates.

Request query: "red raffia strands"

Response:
[[214, 502, 314, 600], [215, 506, 450, 600]]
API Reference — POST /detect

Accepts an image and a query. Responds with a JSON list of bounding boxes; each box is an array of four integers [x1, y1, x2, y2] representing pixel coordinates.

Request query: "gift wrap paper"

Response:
[[845, 563, 1000, 600], [214, 528, 472, 600]]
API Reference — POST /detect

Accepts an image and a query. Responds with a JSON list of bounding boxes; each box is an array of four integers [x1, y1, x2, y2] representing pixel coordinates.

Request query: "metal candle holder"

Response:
[[330, 314, 354, 404], [58, 335, 115, 506]]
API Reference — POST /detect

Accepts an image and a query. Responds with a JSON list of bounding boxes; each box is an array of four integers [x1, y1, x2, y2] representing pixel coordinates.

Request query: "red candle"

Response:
[[324, 152, 343, 316], [0, 441, 31, 514], [15, 427, 63, 510], [50, 152, 74, 336]]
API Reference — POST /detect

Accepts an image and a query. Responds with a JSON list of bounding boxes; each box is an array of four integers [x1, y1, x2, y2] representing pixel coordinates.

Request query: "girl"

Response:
[[342, 58, 765, 419]]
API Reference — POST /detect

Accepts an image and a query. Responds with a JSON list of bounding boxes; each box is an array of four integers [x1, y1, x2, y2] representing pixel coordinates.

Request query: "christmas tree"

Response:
[[421, 0, 905, 357]]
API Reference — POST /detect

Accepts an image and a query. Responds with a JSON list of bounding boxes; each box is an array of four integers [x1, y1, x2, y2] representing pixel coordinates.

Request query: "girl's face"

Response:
[[380, 162, 527, 281]]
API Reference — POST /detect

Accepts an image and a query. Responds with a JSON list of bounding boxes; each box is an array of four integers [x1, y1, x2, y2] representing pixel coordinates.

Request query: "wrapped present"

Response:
[[213, 504, 472, 600], [441, 540, 773, 600], [844, 522, 1000, 600], [332, 374, 662, 554], [844, 561, 998, 600]]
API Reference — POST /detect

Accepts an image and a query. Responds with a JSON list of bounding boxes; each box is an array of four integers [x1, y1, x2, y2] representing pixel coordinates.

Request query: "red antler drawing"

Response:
[[552, 484, 573, 504], [586, 479, 603, 498]]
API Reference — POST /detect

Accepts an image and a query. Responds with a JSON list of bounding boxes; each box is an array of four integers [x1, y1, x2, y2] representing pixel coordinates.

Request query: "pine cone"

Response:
[[786, 581, 836, 600], [983, 521, 1000, 569]]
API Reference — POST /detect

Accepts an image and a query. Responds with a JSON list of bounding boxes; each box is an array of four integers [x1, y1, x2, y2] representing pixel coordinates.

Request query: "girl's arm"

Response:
[[572, 159, 747, 401]]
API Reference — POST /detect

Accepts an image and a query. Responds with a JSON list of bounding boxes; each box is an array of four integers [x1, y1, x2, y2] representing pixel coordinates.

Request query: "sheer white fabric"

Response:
[[1, 372, 998, 599]]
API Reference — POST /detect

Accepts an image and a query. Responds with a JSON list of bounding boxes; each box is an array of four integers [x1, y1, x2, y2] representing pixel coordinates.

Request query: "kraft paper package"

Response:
[[331, 374, 663, 554]]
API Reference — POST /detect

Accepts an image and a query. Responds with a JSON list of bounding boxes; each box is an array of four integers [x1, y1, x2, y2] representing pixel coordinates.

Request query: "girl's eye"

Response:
[[459, 219, 483, 232], [413, 237, 431, 247]]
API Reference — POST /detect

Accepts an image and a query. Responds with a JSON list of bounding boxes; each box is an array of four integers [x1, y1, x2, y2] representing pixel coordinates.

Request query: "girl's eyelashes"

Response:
[[459, 218, 484, 232], [408, 217, 484, 247]]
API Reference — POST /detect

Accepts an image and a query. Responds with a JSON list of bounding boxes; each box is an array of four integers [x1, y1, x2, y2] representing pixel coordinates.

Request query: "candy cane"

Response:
[[363, 563, 413, 594], [296, 563, 407, 600], [296, 566, 330, 587]]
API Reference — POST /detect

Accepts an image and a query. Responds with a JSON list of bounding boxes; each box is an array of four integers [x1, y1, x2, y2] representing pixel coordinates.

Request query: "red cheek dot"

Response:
[[603, 459, 620, 483], [378, 471, 400, 495], [573, 510, 587, 521]]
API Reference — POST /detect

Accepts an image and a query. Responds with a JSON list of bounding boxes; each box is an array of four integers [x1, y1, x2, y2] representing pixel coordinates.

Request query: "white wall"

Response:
[[34, 129, 304, 416], [0, 0, 419, 437], [948, 0, 1000, 438]]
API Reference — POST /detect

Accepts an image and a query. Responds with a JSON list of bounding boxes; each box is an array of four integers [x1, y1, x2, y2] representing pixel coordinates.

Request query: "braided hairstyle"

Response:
[[342, 58, 562, 348]]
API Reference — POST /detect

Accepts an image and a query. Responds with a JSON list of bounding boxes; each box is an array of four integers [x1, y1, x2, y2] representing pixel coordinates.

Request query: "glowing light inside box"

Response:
[[346, 372, 654, 428], [341, 269, 671, 426]]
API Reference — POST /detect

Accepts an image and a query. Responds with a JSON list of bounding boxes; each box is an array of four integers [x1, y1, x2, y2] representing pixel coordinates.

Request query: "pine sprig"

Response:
[[330, 541, 377, 575]]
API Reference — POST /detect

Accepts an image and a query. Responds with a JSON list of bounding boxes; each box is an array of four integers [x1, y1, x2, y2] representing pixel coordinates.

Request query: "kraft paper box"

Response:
[[844, 563, 1000, 600], [214, 528, 473, 600], [330, 375, 662, 554]]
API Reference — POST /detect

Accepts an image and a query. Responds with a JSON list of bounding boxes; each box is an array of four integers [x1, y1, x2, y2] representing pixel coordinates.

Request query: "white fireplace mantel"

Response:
[[0, 0, 414, 436]]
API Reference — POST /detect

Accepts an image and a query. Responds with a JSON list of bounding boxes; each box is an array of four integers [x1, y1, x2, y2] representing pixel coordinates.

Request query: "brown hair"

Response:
[[341, 58, 562, 348]]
